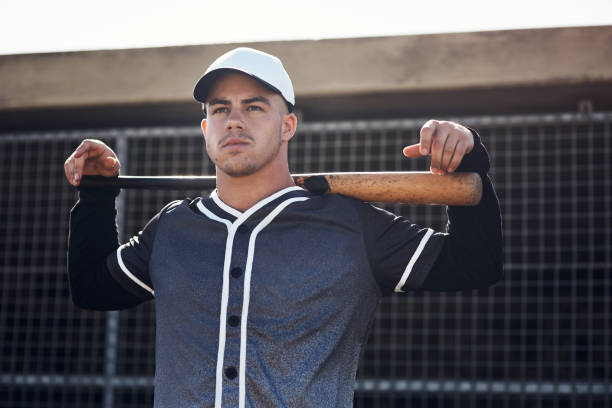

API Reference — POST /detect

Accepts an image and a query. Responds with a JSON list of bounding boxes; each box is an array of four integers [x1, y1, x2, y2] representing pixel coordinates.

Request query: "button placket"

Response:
[[222, 220, 249, 394], [208, 188, 309, 407]]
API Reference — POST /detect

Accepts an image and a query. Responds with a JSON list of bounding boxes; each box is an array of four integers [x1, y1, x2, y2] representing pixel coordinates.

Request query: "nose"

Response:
[[225, 109, 245, 131]]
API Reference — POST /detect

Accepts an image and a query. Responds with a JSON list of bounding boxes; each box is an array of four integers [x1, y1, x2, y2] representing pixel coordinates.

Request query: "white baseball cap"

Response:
[[193, 47, 295, 112]]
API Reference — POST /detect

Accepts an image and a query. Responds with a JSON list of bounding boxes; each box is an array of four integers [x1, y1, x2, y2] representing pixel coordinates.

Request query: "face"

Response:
[[202, 72, 296, 178]]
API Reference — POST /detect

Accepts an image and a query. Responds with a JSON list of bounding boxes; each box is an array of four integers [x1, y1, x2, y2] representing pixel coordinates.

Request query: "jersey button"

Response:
[[231, 267, 242, 278], [237, 224, 249, 234], [225, 366, 237, 380], [228, 315, 240, 327]]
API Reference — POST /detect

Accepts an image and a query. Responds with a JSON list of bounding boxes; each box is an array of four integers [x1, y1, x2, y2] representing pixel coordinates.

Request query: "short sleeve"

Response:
[[358, 202, 445, 296], [105, 211, 161, 301]]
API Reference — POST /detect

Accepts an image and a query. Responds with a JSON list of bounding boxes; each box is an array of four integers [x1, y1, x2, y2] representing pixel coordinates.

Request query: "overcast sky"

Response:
[[0, 0, 610, 55]]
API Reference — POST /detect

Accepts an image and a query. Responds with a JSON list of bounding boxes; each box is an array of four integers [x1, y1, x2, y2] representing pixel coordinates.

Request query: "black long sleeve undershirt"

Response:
[[67, 182, 142, 310], [420, 129, 504, 291]]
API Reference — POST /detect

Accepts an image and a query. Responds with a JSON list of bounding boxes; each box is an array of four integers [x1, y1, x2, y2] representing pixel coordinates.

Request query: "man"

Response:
[[65, 47, 503, 407]]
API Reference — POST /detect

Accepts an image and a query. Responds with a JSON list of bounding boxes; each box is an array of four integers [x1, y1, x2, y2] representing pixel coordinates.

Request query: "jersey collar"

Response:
[[197, 186, 309, 223]]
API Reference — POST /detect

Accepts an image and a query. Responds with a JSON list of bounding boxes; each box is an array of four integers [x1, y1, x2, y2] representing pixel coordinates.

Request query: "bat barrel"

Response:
[[294, 172, 482, 206]]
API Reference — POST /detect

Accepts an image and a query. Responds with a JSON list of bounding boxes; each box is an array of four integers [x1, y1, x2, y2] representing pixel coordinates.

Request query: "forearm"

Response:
[[68, 182, 143, 310], [421, 130, 504, 291]]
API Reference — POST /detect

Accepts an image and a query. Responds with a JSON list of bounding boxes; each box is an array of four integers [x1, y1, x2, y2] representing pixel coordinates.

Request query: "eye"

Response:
[[247, 105, 263, 112], [212, 107, 229, 114]]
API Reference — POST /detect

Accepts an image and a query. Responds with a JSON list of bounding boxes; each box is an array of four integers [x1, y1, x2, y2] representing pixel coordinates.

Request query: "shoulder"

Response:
[[302, 193, 364, 212], [155, 198, 203, 221], [325, 193, 396, 216], [160, 199, 187, 213], [300, 193, 396, 226], [160, 197, 204, 213]]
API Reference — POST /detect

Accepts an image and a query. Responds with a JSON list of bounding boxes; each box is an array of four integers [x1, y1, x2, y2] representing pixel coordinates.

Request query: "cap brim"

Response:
[[193, 68, 293, 112]]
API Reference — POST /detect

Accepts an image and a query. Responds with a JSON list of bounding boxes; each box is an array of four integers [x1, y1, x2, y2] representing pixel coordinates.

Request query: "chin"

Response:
[[219, 161, 261, 178], [214, 143, 282, 178]]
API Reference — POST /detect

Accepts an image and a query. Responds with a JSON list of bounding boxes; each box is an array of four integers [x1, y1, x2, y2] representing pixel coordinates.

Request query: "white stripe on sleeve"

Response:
[[116, 246, 155, 296], [394, 228, 434, 293]]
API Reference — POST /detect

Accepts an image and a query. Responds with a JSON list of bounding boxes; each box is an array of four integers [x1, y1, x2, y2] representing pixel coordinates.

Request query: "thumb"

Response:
[[402, 143, 423, 158]]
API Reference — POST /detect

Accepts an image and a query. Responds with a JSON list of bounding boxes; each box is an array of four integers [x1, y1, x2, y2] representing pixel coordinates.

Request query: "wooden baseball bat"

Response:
[[79, 172, 482, 206]]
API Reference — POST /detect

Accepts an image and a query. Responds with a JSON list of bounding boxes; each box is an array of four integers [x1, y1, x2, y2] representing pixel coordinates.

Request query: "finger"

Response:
[[430, 126, 449, 175], [99, 157, 120, 177], [105, 157, 117, 169], [402, 144, 422, 158], [74, 139, 107, 160], [64, 157, 75, 186], [419, 120, 437, 155], [447, 139, 470, 173], [73, 140, 91, 159], [65, 157, 79, 186], [72, 151, 89, 184], [65, 141, 88, 185], [72, 157, 77, 185], [440, 134, 459, 172]]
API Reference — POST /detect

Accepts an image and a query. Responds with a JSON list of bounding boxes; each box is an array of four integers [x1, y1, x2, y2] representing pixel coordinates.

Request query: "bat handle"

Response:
[[79, 175, 217, 190]]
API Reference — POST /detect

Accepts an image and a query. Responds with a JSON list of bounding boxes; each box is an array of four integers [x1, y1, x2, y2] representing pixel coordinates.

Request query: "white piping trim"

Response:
[[210, 186, 305, 220], [115, 246, 154, 296], [197, 200, 232, 225], [211, 189, 243, 218], [236, 186, 304, 223], [394, 228, 434, 293], [239, 196, 310, 408], [211, 216, 234, 408]]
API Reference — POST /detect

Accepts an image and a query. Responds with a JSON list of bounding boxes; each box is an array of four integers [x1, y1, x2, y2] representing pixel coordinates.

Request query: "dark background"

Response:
[[0, 112, 610, 407]]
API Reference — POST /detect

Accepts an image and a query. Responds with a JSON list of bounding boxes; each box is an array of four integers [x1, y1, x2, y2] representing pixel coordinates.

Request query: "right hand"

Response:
[[64, 139, 120, 186], [402, 120, 474, 175]]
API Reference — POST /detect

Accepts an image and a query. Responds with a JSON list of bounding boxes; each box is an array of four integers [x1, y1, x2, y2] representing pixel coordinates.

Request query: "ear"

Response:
[[280, 113, 297, 142], [200, 119, 207, 136]]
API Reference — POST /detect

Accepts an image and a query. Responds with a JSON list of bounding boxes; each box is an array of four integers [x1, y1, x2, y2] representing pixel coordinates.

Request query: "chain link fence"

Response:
[[0, 112, 610, 407]]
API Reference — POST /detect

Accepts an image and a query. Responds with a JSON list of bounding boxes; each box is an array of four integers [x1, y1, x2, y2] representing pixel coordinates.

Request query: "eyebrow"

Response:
[[207, 98, 231, 106], [241, 96, 272, 106], [207, 96, 272, 107]]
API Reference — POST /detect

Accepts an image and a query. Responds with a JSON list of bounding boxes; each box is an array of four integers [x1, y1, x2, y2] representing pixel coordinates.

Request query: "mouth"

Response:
[[221, 137, 251, 149]]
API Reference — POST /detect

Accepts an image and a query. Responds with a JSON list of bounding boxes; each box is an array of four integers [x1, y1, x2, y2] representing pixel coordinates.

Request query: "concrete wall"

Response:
[[1, 25, 611, 129]]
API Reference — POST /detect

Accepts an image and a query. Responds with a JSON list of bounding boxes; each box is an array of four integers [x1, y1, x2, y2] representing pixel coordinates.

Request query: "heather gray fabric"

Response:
[[106, 186, 443, 407]]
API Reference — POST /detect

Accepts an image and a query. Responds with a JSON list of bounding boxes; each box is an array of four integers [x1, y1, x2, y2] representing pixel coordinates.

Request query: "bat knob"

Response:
[[294, 175, 330, 195]]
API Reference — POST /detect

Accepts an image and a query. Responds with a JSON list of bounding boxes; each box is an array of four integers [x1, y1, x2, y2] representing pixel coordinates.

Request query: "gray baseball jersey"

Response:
[[108, 188, 442, 407]]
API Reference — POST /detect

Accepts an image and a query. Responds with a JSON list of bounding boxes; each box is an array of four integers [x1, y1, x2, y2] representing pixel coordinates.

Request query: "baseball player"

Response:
[[64, 47, 503, 407]]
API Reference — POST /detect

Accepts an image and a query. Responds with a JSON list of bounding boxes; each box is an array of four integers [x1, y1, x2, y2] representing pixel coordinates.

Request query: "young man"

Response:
[[65, 47, 503, 408]]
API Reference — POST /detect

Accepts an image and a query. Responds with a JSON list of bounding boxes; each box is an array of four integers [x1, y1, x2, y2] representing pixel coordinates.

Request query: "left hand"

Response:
[[403, 120, 474, 175]]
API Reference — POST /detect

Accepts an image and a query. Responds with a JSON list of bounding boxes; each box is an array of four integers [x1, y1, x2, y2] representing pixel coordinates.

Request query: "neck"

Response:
[[215, 162, 296, 213]]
